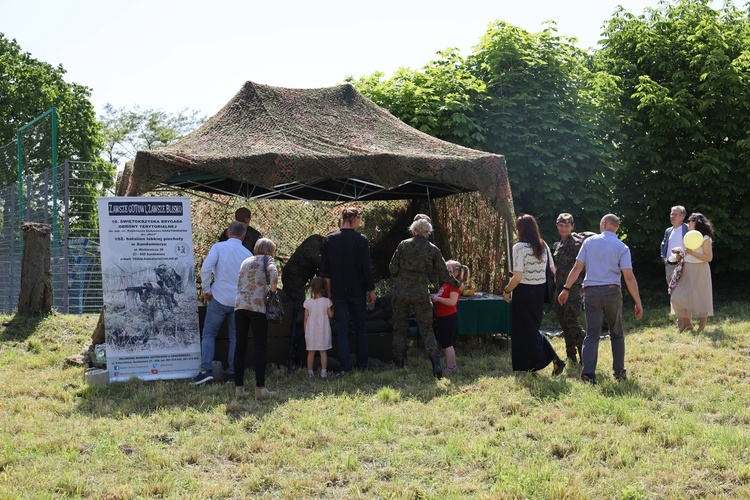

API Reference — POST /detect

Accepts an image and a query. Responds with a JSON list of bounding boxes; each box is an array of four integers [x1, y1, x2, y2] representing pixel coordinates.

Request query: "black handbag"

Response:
[[543, 245, 556, 306], [263, 256, 284, 324]]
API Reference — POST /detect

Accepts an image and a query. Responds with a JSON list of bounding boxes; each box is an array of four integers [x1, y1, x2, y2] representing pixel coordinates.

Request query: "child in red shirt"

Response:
[[430, 260, 470, 373]]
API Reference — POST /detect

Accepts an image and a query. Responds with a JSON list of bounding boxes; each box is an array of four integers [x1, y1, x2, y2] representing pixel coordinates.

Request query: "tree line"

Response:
[[2, 0, 748, 280], [349, 0, 749, 277]]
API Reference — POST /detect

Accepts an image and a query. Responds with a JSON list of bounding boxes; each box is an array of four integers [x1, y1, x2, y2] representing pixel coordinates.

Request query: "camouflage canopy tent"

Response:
[[119, 81, 514, 224], [118, 81, 515, 293]]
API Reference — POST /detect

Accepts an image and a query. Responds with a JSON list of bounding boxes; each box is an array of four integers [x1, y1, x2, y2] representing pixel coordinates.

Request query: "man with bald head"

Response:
[[197, 221, 252, 385], [557, 214, 643, 384]]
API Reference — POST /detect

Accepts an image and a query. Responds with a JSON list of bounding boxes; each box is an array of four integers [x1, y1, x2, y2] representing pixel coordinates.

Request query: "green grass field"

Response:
[[2, 297, 750, 498]]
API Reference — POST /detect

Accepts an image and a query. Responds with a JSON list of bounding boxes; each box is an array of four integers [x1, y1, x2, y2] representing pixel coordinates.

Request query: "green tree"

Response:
[[347, 48, 486, 148], [0, 34, 113, 235], [468, 21, 619, 235], [100, 104, 205, 167], [596, 0, 750, 272], [351, 34, 617, 237], [0, 34, 109, 174]]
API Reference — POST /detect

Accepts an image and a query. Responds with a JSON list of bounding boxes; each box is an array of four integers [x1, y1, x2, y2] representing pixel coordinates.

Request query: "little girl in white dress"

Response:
[[303, 277, 334, 377]]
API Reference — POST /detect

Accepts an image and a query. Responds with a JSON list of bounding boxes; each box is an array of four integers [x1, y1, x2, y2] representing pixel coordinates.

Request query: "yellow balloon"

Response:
[[684, 230, 703, 250]]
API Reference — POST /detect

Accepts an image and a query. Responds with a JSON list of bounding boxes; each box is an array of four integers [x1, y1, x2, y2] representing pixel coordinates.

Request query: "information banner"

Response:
[[97, 197, 200, 382]]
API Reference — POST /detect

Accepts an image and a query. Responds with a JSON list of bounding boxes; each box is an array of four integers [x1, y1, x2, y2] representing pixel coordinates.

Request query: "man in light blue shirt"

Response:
[[557, 214, 643, 384], [195, 221, 252, 385]]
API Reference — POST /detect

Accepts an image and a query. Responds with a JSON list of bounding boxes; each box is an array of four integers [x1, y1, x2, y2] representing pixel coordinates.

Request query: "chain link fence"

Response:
[[0, 154, 107, 314]]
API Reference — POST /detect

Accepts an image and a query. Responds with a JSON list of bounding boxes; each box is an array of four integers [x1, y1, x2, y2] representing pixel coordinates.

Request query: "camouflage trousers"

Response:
[[392, 292, 439, 359], [554, 285, 584, 360]]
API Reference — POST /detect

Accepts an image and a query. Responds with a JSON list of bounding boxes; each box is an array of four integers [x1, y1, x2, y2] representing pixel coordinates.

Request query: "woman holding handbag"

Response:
[[234, 238, 279, 399], [503, 215, 566, 376]]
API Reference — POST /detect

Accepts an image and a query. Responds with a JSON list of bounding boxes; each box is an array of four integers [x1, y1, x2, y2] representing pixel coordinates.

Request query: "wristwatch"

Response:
[[562, 286, 570, 291]]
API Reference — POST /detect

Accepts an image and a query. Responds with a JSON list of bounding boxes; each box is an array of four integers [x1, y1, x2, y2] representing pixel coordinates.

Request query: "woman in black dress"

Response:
[[502, 215, 566, 375]]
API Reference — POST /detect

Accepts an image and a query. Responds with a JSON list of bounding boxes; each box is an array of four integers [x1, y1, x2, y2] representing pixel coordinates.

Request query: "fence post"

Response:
[[7, 187, 16, 312], [25, 174, 32, 221], [61, 160, 70, 313], [43, 169, 50, 225]]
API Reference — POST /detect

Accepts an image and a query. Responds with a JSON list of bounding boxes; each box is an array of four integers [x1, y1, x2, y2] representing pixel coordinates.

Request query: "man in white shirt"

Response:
[[660, 205, 688, 285], [195, 221, 252, 385]]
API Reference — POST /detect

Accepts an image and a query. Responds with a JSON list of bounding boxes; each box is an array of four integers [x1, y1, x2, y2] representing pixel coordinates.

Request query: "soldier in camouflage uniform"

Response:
[[282, 234, 324, 371], [138, 280, 175, 341], [389, 218, 461, 379], [552, 213, 586, 364], [155, 264, 183, 306]]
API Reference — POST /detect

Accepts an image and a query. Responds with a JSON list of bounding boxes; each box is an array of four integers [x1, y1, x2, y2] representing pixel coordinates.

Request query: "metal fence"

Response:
[[0, 160, 106, 314]]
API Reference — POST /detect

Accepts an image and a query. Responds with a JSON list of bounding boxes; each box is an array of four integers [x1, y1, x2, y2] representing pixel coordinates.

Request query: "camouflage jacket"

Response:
[[155, 265, 183, 294], [553, 233, 586, 286], [389, 235, 460, 295], [140, 284, 174, 316]]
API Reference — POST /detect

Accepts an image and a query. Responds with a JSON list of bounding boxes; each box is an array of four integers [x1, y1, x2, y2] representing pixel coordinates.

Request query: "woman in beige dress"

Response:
[[670, 213, 714, 331]]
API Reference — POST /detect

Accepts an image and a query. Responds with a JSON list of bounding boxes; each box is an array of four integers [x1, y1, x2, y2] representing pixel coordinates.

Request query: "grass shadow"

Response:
[[70, 328, 660, 421], [515, 371, 573, 400], [593, 377, 660, 400], [76, 376, 283, 423], [693, 325, 733, 345], [0, 313, 47, 342]]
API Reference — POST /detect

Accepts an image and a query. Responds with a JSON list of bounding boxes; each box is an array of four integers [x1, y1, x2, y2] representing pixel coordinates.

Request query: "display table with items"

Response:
[[456, 293, 510, 335]]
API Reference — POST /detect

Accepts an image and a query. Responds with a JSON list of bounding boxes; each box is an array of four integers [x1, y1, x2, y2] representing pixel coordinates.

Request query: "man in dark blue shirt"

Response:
[[320, 208, 376, 374]]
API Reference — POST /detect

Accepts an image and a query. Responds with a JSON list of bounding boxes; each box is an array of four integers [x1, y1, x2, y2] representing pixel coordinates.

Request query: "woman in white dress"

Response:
[[671, 213, 714, 331]]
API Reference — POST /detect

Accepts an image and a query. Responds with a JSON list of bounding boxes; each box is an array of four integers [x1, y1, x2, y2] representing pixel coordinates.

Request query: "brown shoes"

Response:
[[255, 387, 277, 399]]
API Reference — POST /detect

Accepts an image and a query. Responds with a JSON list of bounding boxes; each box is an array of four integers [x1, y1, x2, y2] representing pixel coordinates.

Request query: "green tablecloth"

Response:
[[456, 294, 510, 335]]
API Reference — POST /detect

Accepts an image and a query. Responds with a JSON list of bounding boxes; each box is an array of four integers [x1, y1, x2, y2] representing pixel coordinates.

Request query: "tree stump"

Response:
[[17, 222, 53, 315]]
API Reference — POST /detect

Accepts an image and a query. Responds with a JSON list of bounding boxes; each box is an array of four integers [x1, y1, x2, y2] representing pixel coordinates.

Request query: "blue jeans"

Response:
[[582, 286, 625, 378], [201, 298, 236, 374], [332, 296, 368, 371]]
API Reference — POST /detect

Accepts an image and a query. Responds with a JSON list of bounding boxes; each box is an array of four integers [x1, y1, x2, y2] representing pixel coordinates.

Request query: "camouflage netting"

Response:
[[120, 81, 514, 225]]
